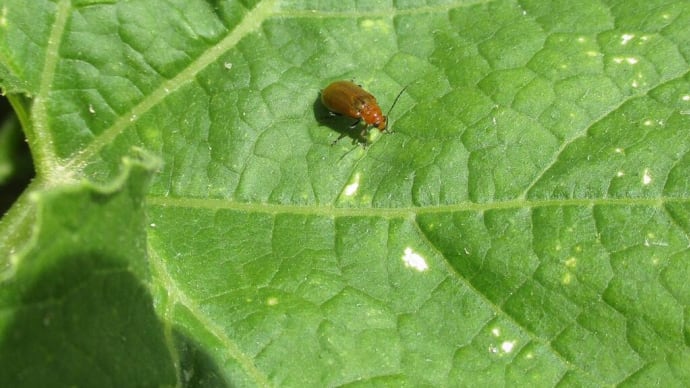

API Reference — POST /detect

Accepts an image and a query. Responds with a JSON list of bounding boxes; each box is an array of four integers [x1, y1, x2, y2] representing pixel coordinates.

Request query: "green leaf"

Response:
[[1, 0, 690, 386], [0, 153, 178, 386]]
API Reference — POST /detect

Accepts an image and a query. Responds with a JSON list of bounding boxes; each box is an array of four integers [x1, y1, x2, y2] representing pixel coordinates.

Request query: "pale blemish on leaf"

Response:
[[142, 127, 161, 146], [644, 233, 668, 248], [612, 57, 638, 65], [402, 247, 428, 272], [642, 168, 652, 185], [562, 272, 572, 285], [565, 257, 577, 268], [491, 327, 501, 337], [267, 297, 278, 306], [621, 33, 634, 45], [343, 173, 361, 196], [359, 19, 389, 33], [366, 128, 382, 143], [501, 340, 516, 353]]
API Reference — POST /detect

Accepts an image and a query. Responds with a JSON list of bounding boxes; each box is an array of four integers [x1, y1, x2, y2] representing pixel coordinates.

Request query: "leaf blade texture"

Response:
[[1, 0, 689, 386]]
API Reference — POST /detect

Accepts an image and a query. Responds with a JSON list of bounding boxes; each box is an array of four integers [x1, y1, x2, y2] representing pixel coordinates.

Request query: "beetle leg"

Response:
[[358, 131, 370, 148], [331, 133, 347, 146], [349, 119, 361, 128]]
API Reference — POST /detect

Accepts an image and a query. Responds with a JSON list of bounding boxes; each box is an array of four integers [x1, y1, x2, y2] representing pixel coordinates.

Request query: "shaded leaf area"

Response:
[[0, 0, 689, 386], [0, 98, 34, 214], [0, 160, 178, 387]]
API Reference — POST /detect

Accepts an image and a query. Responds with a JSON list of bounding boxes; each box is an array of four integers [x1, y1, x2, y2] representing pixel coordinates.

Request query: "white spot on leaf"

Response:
[[501, 340, 516, 353], [343, 173, 360, 196], [402, 247, 428, 272], [621, 33, 634, 45], [642, 168, 652, 185], [613, 56, 638, 65]]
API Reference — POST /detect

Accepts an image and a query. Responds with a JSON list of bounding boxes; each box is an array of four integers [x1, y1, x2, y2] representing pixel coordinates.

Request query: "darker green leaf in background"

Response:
[[0, 158, 178, 386]]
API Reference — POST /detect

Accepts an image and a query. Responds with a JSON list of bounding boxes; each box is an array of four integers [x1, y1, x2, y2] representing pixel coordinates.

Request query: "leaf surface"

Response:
[[1, 0, 689, 386]]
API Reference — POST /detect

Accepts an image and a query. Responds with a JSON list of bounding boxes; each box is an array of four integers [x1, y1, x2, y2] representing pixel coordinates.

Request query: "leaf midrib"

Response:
[[146, 195, 686, 217]]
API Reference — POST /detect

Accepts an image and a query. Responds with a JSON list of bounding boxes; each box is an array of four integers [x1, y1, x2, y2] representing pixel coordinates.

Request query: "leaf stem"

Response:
[[29, 0, 71, 180]]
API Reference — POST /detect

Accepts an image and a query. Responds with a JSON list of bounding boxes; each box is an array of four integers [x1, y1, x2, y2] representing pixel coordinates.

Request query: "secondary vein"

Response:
[[65, 0, 278, 173], [31, 0, 71, 178]]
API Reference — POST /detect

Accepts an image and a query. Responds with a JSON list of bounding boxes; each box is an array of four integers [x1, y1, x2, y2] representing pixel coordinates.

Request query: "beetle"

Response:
[[320, 80, 406, 143]]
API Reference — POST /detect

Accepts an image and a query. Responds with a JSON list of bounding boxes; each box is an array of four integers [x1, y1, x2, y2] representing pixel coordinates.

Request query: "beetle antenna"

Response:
[[337, 142, 363, 161], [386, 85, 408, 118]]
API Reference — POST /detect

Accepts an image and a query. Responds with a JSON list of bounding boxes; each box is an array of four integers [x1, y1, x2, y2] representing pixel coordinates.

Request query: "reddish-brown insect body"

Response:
[[321, 80, 388, 132]]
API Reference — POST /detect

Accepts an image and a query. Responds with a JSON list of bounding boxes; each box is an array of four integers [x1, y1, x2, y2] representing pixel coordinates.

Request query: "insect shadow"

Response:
[[312, 94, 368, 146]]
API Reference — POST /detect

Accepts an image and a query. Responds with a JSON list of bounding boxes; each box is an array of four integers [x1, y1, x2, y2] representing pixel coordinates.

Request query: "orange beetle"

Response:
[[321, 80, 406, 142]]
